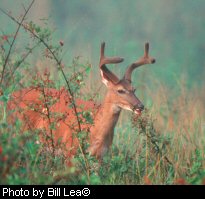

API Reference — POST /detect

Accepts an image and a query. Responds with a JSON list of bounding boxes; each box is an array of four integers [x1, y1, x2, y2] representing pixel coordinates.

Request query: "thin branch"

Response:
[[21, 3, 27, 13], [41, 86, 56, 157], [0, 0, 35, 85], [10, 41, 40, 78], [145, 132, 173, 166]]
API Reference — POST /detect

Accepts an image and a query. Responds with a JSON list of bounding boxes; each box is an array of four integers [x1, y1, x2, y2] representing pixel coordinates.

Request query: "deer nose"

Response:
[[151, 58, 156, 64], [137, 103, 144, 111]]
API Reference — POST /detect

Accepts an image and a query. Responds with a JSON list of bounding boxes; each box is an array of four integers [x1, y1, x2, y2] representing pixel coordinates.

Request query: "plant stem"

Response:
[[0, 0, 35, 86]]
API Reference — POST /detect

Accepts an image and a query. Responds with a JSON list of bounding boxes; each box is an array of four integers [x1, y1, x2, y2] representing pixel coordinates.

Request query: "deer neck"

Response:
[[88, 92, 121, 159]]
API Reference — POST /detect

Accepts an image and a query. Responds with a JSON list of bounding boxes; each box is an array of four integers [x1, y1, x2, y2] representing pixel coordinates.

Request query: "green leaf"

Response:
[[85, 67, 91, 75], [35, 26, 41, 33]]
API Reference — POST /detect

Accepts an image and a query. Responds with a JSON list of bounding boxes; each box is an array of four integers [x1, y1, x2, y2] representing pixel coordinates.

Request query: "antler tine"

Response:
[[144, 42, 149, 58], [99, 42, 124, 84], [100, 42, 105, 59], [124, 42, 156, 82]]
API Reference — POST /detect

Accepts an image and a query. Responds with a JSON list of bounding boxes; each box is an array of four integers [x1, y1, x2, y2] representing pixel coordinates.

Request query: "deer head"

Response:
[[99, 42, 156, 115]]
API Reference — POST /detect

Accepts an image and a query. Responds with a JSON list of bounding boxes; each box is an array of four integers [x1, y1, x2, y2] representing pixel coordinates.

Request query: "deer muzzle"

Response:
[[133, 103, 144, 115]]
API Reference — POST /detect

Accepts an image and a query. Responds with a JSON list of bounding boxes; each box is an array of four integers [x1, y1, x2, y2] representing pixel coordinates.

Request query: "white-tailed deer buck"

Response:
[[8, 42, 155, 160]]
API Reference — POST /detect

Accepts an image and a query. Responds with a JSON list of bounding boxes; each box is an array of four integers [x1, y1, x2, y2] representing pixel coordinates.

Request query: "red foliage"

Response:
[[2, 155, 8, 162], [7, 86, 97, 159], [202, 178, 205, 185], [0, 146, 2, 155], [144, 176, 152, 185], [59, 40, 64, 46], [2, 35, 8, 41], [174, 178, 187, 185]]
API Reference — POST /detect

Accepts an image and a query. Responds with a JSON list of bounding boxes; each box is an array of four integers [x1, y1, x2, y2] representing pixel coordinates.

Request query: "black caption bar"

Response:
[[0, 185, 205, 198]]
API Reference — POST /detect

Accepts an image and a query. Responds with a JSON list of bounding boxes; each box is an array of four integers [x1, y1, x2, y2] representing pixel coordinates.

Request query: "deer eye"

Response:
[[117, 89, 126, 94]]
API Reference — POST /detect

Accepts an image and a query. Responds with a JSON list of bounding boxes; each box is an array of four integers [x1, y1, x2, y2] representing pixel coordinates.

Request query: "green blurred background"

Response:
[[1, 0, 205, 87]]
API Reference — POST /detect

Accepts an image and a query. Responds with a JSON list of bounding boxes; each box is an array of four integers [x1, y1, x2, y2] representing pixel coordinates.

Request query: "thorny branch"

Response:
[[0, 0, 35, 86], [132, 111, 173, 166], [41, 86, 55, 157], [11, 42, 40, 78]]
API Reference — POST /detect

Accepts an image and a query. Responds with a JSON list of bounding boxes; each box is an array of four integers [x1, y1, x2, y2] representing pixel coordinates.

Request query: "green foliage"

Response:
[[187, 149, 205, 184]]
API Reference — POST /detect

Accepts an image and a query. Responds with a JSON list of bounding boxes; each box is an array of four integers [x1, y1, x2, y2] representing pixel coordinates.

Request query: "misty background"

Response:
[[0, 0, 205, 88]]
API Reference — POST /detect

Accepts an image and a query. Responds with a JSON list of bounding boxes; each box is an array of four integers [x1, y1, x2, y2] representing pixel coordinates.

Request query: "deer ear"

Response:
[[100, 69, 118, 87], [100, 69, 109, 87]]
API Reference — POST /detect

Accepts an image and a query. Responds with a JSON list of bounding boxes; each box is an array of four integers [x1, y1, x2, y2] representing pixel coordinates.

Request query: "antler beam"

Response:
[[124, 42, 156, 82]]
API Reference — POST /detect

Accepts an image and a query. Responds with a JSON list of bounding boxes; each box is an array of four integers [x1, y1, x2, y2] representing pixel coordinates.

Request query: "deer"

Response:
[[7, 42, 156, 161]]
